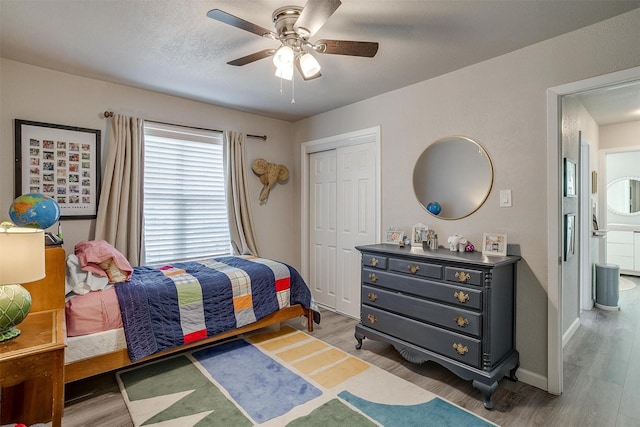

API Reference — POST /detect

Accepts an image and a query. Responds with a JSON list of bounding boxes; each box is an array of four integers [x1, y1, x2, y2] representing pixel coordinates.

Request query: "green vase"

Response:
[[0, 284, 32, 341]]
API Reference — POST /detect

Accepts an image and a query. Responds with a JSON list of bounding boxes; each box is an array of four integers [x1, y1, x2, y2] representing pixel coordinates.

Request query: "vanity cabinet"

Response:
[[606, 230, 640, 275], [355, 244, 520, 410]]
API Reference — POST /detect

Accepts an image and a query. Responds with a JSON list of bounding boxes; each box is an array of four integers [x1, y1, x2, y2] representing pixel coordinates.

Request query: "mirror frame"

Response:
[[412, 135, 494, 220], [607, 176, 640, 216]]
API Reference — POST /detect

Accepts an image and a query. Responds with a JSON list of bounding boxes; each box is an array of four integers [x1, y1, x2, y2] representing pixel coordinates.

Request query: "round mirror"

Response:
[[413, 136, 493, 220], [607, 176, 640, 216]]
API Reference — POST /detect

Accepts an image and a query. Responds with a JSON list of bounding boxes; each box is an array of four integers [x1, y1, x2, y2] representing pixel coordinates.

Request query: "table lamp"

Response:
[[0, 222, 45, 341]]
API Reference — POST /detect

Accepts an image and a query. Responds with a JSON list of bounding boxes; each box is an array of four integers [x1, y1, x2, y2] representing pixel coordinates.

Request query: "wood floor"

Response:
[[62, 275, 640, 426]]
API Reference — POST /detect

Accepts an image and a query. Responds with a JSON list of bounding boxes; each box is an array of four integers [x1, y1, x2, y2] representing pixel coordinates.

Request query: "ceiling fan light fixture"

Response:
[[272, 45, 294, 68], [275, 63, 294, 80], [299, 52, 321, 78]]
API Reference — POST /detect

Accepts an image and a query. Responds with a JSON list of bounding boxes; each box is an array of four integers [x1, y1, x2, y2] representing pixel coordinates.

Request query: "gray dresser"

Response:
[[355, 244, 520, 409]]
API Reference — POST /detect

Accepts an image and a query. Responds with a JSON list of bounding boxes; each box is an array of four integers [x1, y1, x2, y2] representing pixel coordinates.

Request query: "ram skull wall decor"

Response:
[[252, 158, 289, 202]]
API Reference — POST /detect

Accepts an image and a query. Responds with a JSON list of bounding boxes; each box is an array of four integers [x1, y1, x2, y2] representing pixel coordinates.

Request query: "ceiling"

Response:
[[1, 0, 639, 122]]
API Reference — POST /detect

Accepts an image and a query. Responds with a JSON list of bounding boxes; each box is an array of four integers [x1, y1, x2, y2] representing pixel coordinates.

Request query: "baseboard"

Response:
[[516, 367, 549, 392], [562, 316, 581, 348]]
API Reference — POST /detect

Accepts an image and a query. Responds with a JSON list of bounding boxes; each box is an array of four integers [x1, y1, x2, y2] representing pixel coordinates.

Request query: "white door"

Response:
[[309, 150, 337, 308], [335, 143, 377, 316]]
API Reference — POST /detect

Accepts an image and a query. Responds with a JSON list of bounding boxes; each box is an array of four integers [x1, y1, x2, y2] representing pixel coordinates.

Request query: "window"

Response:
[[142, 122, 230, 265]]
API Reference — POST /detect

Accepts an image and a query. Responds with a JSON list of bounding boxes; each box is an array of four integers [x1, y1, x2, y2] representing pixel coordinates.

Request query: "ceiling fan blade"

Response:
[[294, 0, 342, 38], [207, 9, 274, 38], [315, 39, 379, 58], [227, 49, 275, 66]]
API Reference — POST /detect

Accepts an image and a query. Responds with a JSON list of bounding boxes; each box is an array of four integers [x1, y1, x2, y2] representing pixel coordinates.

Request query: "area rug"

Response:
[[116, 325, 496, 427], [619, 276, 637, 291]]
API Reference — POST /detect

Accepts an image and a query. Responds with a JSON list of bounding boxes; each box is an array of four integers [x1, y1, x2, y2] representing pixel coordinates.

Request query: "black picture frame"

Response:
[[564, 158, 577, 197], [14, 119, 101, 219]]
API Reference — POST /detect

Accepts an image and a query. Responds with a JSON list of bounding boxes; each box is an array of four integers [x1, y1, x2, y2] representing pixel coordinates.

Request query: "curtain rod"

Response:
[[103, 111, 267, 141]]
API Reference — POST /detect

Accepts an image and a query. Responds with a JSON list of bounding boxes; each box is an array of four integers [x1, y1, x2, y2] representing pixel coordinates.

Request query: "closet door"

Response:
[[309, 150, 337, 308], [335, 143, 377, 317]]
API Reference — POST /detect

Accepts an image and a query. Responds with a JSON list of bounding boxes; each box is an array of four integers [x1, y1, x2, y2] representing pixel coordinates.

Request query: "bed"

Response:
[[25, 246, 317, 384]]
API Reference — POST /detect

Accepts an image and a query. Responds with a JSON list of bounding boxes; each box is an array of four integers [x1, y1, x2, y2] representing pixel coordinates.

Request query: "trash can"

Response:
[[595, 263, 620, 311]]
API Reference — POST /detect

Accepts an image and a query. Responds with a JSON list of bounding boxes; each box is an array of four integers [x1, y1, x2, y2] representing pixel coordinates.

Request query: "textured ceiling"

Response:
[[1, 0, 639, 122]]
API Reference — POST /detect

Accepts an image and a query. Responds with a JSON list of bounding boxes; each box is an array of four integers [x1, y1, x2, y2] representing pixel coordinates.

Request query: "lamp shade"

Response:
[[272, 45, 294, 68], [275, 63, 294, 81], [0, 226, 45, 285], [299, 52, 321, 78]]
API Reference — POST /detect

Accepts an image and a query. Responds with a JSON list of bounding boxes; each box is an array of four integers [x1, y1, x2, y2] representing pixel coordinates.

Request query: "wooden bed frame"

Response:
[[25, 247, 314, 384]]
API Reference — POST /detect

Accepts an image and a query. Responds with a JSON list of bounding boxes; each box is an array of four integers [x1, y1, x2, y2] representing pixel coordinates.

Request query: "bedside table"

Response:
[[0, 308, 66, 427]]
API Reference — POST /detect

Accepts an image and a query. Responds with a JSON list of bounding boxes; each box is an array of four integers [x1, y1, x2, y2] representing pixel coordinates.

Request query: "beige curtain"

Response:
[[224, 131, 260, 256], [94, 114, 144, 266]]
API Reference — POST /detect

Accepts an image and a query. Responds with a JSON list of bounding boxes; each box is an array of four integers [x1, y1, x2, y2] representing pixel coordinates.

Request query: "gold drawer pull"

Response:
[[455, 271, 471, 283], [367, 292, 378, 302], [367, 314, 377, 323], [453, 291, 470, 303], [368, 273, 378, 283], [452, 343, 469, 355], [369, 257, 379, 267], [453, 316, 469, 327], [408, 264, 420, 274]]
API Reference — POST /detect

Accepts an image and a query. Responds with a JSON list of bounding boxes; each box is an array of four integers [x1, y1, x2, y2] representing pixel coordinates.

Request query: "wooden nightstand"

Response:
[[0, 308, 66, 427]]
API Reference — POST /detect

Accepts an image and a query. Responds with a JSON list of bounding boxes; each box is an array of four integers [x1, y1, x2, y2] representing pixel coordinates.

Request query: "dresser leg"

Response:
[[509, 362, 520, 382], [472, 380, 498, 410], [355, 331, 365, 349]]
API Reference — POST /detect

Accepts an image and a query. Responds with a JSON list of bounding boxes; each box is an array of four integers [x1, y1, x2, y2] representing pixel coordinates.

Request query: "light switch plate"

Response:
[[500, 190, 512, 207]]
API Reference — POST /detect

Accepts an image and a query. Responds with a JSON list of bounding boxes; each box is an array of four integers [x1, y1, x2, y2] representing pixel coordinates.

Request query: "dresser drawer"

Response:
[[388, 258, 442, 279], [362, 268, 482, 310], [444, 266, 484, 286], [362, 253, 387, 269], [362, 285, 482, 337], [361, 306, 482, 368]]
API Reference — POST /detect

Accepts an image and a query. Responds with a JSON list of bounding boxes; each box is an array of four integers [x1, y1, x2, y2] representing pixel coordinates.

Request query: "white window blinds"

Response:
[[142, 122, 230, 265]]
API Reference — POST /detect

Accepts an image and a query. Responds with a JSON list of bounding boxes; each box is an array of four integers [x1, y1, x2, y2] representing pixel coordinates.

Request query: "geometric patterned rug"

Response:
[[116, 325, 496, 426]]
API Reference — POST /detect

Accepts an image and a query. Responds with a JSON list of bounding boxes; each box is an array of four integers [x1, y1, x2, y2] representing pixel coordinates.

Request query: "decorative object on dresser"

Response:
[[251, 158, 289, 202], [411, 223, 428, 247], [355, 243, 520, 410], [482, 233, 507, 257], [447, 234, 467, 252], [384, 228, 404, 245], [0, 223, 45, 341]]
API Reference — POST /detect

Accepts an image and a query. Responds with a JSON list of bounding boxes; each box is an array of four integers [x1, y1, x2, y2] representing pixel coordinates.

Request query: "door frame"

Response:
[[300, 126, 382, 288], [546, 66, 640, 395]]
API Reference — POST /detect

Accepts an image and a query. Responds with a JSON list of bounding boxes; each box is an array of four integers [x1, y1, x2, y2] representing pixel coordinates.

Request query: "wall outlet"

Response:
[[500, 190, 512, 207]]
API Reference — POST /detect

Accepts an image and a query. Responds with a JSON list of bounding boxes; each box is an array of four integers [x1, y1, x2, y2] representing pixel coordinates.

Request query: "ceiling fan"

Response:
[[206, 0, 379, 81]]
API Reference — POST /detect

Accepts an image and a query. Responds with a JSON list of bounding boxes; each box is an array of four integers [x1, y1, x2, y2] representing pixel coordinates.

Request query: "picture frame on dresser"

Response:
[[482, 233, 507, 256], [384, 228, 404, 245], [411, 223, 428, 247], [14, 119, 101, 219]]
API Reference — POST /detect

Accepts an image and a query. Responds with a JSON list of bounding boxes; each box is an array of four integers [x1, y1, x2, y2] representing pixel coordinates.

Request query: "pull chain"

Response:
[[291, 74, 295, 104]]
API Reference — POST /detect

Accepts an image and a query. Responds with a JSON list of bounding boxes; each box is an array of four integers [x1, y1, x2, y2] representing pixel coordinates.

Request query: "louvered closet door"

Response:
[[309, 150, 338, 308]]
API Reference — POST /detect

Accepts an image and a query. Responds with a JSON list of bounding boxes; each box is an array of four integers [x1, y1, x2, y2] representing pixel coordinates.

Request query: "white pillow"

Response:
[[65, 254, 110, 295]]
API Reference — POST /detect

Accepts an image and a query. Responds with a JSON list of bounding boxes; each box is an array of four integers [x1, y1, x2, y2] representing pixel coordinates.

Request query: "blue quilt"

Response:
[[114, 256, 318, 361]]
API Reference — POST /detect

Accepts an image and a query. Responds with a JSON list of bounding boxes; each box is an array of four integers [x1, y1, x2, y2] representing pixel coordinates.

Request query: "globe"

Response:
[[9, 193, 61, 229], [426, 202, 442, 215]]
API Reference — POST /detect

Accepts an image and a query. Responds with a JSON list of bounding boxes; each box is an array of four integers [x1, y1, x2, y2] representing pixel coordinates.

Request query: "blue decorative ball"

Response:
[[427, 202, 441, 215], [9, 193, 61, 229]]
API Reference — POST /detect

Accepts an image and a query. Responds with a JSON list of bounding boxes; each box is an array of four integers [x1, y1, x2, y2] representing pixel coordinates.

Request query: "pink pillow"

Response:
[[65, 288, 123, 337]]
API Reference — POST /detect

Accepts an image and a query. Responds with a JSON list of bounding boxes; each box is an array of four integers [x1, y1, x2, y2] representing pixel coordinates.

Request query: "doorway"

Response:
[[300, 127, 381, 318], [547, 66, 640, 395]]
